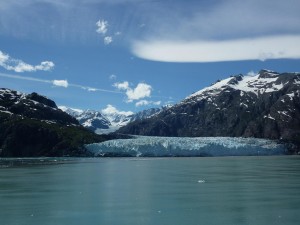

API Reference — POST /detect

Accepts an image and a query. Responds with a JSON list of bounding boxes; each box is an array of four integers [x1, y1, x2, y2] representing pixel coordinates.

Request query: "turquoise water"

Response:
[[0, 156, 300, 225]]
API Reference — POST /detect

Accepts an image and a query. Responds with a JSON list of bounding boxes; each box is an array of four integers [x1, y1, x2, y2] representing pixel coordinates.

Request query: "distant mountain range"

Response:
[[0, 88, 110, 157], [118, 70, 300, 150], [1, 69, 299, 156], [59, 106, 166, 134]]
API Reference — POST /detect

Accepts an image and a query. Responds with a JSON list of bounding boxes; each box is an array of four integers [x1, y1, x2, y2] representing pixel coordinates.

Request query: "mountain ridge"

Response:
[[59, 106, 166, 134], [0, 88, 110, 157], [118, 70, 300, 152]]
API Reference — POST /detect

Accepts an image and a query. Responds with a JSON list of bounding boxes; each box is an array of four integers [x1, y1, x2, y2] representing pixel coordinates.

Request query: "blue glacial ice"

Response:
[[85, 136, 287, 157]]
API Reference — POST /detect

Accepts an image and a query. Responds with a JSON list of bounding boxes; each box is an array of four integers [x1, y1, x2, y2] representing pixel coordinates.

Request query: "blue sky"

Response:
[[0, 0, 300, 113]]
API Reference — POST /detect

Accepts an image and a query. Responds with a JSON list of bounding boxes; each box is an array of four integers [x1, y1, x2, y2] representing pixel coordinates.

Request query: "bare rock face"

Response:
[[118, 70, 300, 150]]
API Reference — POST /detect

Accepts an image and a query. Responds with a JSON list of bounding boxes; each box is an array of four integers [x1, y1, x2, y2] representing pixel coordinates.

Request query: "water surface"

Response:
[[0, 156, 300, 225]]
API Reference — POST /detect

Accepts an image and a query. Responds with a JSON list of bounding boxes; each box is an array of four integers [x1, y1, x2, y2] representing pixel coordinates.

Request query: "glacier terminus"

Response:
[[85, 136, 287, 157]]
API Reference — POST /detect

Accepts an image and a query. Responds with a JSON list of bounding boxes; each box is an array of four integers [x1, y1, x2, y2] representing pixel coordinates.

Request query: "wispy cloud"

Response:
[[0, 72, 52, 83], [0, 50, 54, 72], [1, 0, 299, 45], [132, 35, 300, 63], [0, 72, 122, 94], [247, 71, 257, 76], [113, 81, 152, 102]]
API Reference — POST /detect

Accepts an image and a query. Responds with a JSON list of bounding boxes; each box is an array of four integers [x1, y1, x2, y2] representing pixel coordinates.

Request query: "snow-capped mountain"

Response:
[[59, 106, 130, 133], [118, 70, 300, 149], [58, 106, 83, 118], [59, 106, 164, 133], [0, 88, 78, 125], [0, 88, 106, 157], [103, 111, 133, 128], [59, 106, 111, 132], [77, 110, 111, 130]]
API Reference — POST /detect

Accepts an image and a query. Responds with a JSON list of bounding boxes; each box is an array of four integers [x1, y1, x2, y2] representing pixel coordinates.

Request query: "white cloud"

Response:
[[0, 50, 55, 72], [126, 83, 152, 102], [35, 61, 55, 71], [132, 35, 300, 63], [247, 71, 257, 76], [101, 104, 118, 114], [109, 74, 117, 80], [0, 51, 9, 62], [101, 104, 133, 116], [53, 79, 68, 88], [104, 36, 113, 45], [96, 19, 108, 35], [135, 100, 161, 107], [113, 81, 129, 90], [95, 19, 114, 45], [114, 81, 152, 102]]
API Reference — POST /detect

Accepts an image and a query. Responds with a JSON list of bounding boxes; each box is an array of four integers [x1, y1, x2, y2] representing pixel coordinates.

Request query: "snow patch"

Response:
[[59, 106, 83, 116], [188, 77, 233, 99], [287, 93, 295, 100], [185, 73, 281, 103], [294, 79, 300, 85], [264, 114, 275, 120], [240, 103, 248, 108], [0, 110, 13, 115], [277, 111, 291, 118], [265, 83, 283, 93], [41, 120, 57, 124]]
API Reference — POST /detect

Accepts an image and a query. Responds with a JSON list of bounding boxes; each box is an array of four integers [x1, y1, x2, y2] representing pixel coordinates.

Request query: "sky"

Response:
[[0, 0, 300, 113]]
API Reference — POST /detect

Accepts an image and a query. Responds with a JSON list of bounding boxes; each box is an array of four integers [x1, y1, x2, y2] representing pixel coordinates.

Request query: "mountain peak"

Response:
[[185, 69, 289, 103], [258, 69, 279, 78], [26, 92, 57, 108]]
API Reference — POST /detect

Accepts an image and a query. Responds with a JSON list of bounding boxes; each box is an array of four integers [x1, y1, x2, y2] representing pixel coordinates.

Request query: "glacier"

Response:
[[85, 136, 287, 157]]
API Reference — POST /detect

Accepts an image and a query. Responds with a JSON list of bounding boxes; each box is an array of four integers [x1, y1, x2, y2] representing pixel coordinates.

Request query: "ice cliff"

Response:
[[85, 136, 287, 157]]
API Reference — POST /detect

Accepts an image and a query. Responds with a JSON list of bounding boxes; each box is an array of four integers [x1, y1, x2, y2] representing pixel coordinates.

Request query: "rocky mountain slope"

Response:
[[0, 88, 109, 157], [60, 106, 164, 133], [118, 70, 300, 150]]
